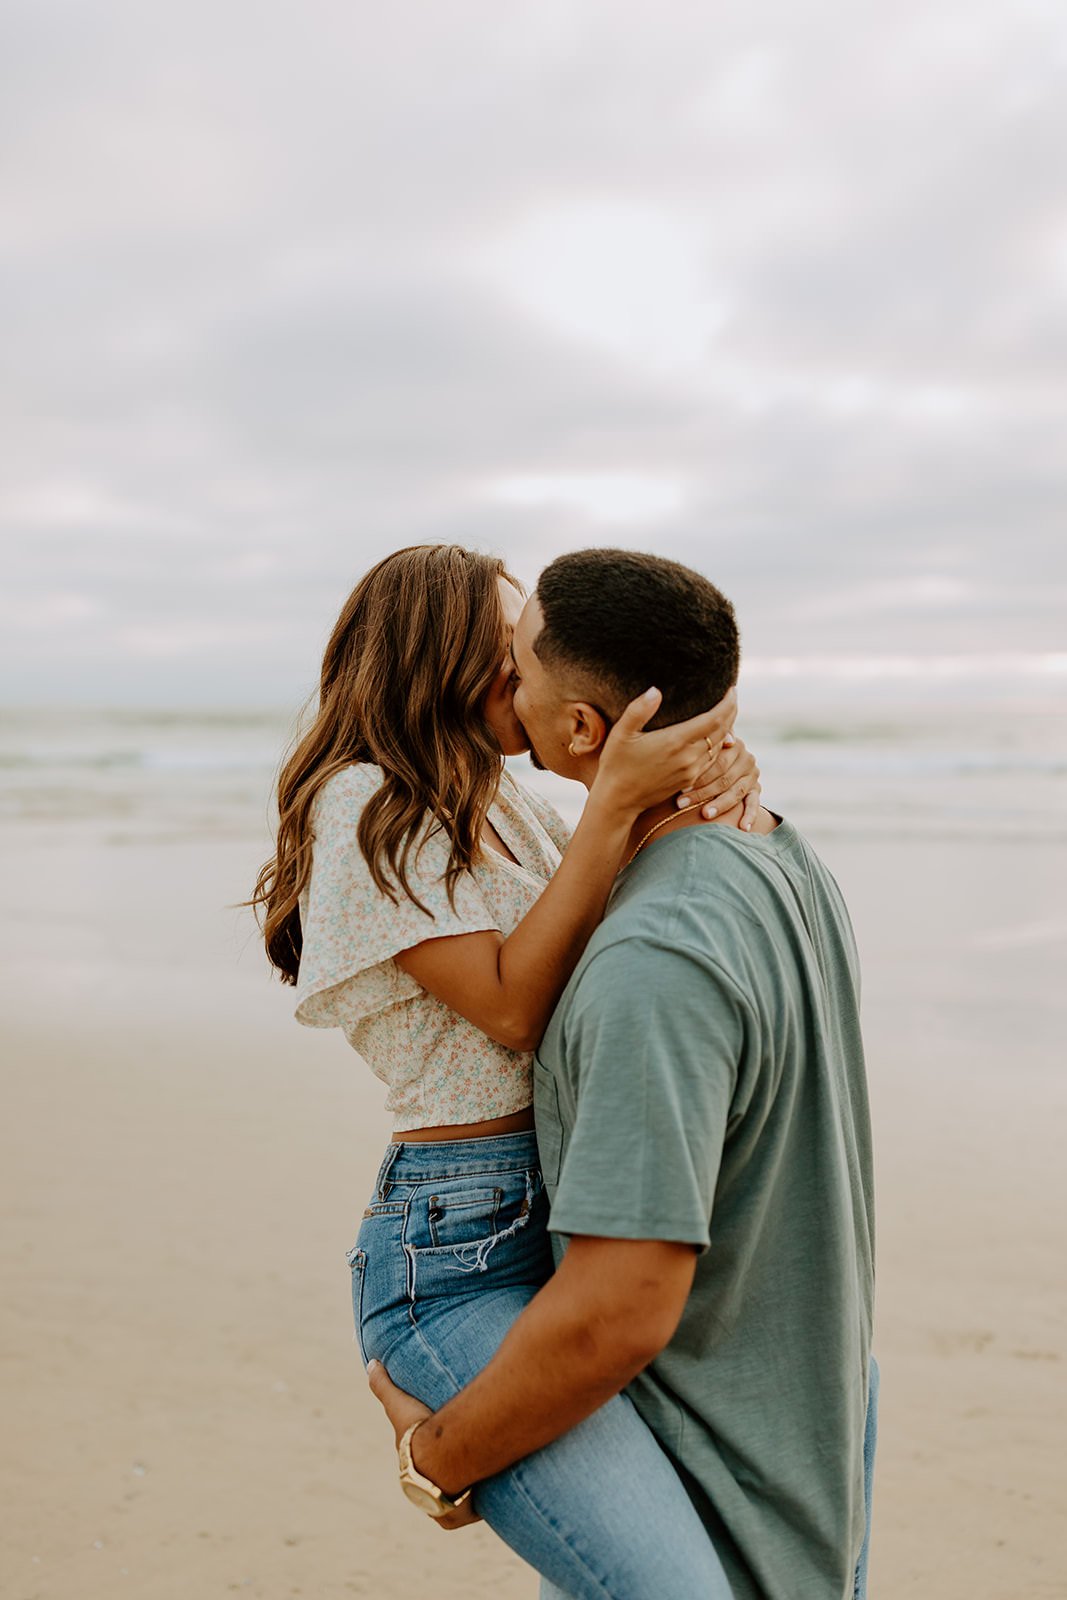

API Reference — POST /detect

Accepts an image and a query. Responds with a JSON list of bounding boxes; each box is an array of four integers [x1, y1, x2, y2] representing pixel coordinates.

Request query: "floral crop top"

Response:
[[294, 762, 572, 1132]]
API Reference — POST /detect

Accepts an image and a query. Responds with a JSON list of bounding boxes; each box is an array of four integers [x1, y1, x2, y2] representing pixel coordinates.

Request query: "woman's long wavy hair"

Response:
[[249, 544, 521, 986]]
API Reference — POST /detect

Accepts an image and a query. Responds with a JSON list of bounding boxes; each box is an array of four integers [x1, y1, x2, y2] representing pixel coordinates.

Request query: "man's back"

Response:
[[534, 818, 875, 1600]]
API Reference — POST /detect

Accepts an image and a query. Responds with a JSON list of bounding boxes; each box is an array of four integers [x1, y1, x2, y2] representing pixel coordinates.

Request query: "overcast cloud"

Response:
[[2, 0, 1065, 706]]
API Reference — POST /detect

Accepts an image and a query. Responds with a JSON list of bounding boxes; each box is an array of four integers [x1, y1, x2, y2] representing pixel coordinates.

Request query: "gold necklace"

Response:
[[624, 802, 705, 869]]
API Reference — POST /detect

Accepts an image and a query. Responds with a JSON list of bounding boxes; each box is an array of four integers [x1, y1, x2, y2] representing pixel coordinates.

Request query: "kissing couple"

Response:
[[255, 543, 877, 1599]]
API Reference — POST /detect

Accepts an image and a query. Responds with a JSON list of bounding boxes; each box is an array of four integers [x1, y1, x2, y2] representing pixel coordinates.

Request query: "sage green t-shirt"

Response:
[[534, 818, 875, 1600]]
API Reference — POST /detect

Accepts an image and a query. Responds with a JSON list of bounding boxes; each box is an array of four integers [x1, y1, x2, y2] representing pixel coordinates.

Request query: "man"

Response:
[[370, 548, 877, 1599]]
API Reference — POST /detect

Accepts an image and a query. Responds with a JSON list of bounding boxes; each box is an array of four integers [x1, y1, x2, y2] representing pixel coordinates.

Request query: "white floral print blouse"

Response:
[[294, 762, 572, 1132]]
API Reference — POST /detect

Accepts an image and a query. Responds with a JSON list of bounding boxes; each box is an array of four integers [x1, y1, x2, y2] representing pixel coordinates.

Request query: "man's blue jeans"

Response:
[[853, 1352, 879, 1598]]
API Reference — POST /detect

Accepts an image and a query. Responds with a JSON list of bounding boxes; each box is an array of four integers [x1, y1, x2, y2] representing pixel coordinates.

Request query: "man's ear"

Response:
[[567, 702, 611, 758]]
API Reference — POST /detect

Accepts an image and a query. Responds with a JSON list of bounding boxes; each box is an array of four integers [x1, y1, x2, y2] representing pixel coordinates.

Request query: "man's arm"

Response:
[[371, 936, 740, 1510], [371, 1234, 697, 1499]]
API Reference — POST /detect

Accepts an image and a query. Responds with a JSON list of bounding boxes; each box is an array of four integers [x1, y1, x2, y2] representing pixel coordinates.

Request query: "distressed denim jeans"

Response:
[[542, 1358, 881, 1600], [349, 1130, 877, 1599], [349, 1131, 732, 1600]]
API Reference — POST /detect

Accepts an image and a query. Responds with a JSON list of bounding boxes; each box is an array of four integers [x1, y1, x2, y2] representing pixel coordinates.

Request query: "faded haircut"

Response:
[[533, 548, 739, 728]]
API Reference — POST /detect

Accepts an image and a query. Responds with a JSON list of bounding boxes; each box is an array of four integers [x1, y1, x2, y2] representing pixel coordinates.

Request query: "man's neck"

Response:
[[623, 797, 736, 865], [624, 796, 779, 864], [574, 757, 774, 867]]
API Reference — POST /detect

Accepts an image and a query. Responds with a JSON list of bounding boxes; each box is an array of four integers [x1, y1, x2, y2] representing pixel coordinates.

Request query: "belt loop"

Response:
[[377, 1141, 402, 1201]]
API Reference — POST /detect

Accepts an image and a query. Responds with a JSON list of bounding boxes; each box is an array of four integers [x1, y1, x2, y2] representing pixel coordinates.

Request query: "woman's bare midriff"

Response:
[[391, 1106, 535, 1143]]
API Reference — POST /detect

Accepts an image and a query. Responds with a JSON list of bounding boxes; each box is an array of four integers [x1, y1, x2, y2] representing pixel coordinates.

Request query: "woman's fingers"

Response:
[[669, 685, 738, 752], [596, 686, 743, 816], [741, 786, 762, 832], [697, 770, 760, 822], [677, 738, 758, 807], [612, 684, 736, 753], [677, 766, 726, 808], [614, 685, 664, 734]]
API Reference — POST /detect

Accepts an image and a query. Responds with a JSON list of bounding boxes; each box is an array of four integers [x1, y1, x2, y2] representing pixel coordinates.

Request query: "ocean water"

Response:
[[2, 679, 1064, 846], [1, 682, 1062, 1103], [0, 707, 298, 842]]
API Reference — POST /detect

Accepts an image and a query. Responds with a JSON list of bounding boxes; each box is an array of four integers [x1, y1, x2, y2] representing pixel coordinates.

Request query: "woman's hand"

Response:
[[593, 686, 762, 830], [679, 734, 762, 831]]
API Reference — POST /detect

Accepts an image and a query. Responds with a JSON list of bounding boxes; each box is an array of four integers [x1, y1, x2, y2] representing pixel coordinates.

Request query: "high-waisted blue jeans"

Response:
[[348, 1131, 877, 1600]]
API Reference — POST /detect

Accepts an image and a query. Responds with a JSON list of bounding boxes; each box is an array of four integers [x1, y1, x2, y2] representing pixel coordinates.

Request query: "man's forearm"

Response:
[[411, 1262, 653, 1497], [409, 1238, 697, 1498]]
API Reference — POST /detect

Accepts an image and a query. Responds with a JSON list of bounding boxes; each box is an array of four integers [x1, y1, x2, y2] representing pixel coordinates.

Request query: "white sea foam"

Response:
[[1, 686, 1064, 842]]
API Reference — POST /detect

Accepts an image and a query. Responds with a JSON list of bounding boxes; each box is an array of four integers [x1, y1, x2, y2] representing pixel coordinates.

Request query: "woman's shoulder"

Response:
[[314, 760, 384, 813], [311, 763, 453, 882]]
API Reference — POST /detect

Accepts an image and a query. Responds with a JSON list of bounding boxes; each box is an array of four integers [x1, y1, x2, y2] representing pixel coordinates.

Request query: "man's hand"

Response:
[[367, 1360, 483, 1530], [367, 1358, 431, 1444]]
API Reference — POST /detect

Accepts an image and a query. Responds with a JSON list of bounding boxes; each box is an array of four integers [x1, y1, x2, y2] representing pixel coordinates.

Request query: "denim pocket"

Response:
[[344, 1245, 368, 1365], [428, 1186, 502, 1249], [408, 1169, 544, 1280]]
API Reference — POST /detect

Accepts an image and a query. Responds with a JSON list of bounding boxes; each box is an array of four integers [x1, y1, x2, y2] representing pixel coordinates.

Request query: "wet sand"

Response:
[[1, 823, 1065, 1598]]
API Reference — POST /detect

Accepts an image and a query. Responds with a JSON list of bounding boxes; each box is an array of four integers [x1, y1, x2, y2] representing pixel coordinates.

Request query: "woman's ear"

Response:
[[568, 702, 611, 758]]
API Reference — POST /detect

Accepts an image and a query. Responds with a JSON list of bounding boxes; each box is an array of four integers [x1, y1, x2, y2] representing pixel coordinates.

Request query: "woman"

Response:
[[251, 544, 759, 1598]]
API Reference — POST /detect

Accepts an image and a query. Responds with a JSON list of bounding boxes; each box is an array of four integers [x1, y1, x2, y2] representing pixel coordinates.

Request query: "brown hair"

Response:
[[248, 544, 521, 985]]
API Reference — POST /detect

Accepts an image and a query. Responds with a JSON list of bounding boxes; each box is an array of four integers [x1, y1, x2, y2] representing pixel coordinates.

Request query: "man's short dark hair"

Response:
[[534, 548, 739, 729]]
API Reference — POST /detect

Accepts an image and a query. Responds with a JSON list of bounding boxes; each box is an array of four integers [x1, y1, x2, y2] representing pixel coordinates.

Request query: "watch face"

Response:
[[401, 1479, 445, 1518]]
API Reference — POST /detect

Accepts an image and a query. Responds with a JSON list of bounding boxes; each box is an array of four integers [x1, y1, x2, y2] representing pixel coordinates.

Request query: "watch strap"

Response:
[[398, 1421, 472, 1517]]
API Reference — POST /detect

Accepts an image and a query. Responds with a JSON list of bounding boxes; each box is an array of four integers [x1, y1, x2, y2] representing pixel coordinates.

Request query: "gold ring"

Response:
[[705, 736, 715, 752]]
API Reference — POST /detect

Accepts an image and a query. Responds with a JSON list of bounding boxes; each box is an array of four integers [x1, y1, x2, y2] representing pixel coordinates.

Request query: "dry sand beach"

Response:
[[1, 698, 1065, 1599]]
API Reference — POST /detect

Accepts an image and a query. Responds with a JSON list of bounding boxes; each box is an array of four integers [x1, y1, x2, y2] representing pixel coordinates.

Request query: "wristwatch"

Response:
[[397, 1421, 473, 1519]]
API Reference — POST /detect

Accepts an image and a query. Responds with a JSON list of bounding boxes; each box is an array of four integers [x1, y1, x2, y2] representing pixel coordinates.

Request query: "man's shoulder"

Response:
[[633, 816, 840, 912], [569, 818, 845, 991], [560, 904, 743, 1027]]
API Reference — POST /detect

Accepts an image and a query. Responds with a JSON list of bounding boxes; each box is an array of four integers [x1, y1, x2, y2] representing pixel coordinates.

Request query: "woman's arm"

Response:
[[395, 688, 752, 1052], [395, 783, 632, 1052]]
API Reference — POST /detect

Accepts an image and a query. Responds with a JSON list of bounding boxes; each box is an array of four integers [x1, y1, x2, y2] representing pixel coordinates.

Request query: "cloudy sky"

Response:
[[3, 0, 1065, 707]]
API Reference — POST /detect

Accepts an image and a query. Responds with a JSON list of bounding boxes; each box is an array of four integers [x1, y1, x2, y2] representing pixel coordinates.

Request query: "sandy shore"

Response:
[[1, 824, 1065, 1598]]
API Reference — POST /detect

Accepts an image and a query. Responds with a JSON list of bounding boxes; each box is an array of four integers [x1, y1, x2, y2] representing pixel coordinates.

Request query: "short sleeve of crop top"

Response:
[[294, 763, 501, 1031]]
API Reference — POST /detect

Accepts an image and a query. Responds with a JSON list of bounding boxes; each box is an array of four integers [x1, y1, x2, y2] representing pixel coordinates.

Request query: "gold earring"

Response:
[[568, 742, 577, 756]]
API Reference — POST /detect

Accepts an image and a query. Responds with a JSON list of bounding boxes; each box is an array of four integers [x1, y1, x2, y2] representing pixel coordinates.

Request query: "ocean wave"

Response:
[[0, 747, 282, 774]]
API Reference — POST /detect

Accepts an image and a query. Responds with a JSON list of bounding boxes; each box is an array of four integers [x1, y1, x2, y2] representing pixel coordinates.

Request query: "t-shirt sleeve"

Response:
[[546, 938, 745, 1250], [294, 764, 501, 1032]]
